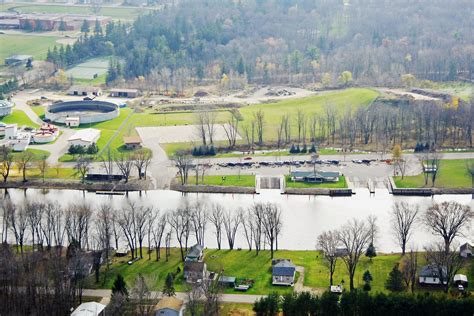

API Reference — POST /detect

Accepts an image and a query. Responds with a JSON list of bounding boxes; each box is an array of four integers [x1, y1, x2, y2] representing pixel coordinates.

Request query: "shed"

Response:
[[123, 135, 142, 150], [5, 54, 32, 66], [185, 244, 203, 262], [68, 85, 102, 97], [183, 261, 207, 284], [219, 276, 236, 287], [71, 302, 106, 316], [109, 88, 140, 98], [154, 296, 183, 316]]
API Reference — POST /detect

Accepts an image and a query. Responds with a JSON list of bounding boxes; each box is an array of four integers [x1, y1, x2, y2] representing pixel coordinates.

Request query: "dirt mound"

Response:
[[194, 90, 209, 97]]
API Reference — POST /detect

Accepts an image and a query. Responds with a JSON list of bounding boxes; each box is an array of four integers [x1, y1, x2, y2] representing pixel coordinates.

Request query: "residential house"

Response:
[[67, 128, 100, 147], [460, 243, 473, 258], [185, 244, 203, 262], [272, 259, 296, 286], [419, 264, 447, 286], [335, 247, 349, 257], [290, 170, 340, 183], [71, 302, 106, 316], [154, 297, 183, 316], [183, 261, 207, 284], [123, 135, 142, 150], [4, 55, 32, 66]]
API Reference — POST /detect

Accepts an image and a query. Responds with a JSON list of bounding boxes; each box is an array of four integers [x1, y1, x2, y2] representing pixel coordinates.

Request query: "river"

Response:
[[2, 188, 473, 253]]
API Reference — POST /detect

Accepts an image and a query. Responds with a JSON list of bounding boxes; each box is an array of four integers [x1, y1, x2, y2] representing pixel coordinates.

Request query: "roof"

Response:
[[0, 100, 14, 108], [68, 85, 102, 93], [290, 170, 340, 178], [68, 128, 100, 143], [272, 259, 296, 276], [460, 243, 472, 251], [155, 297, 183, 312], [71, 302, 106, 316], [110, 88, 139, 93], [419, 264, 447, 278], [184, 261, 206, 272], [454, 274, 468, 282], [186, 244, 203, 258], [219, 276, 236, 283], [6, 54, 32, 60], [123, 135, 142, 144]]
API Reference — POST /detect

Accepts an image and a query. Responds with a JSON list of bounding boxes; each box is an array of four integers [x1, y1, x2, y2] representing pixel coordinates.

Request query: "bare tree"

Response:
[[15, 150, 35, 182], [117, 202, 138, 259], [254, 110, 265, 145], [0, 145, 14, 183], [209, 203, 224, 250], [25, 201, 44, 251], [191, 202, 207, 247], [135, 206, 150, 259], [99, 148, 114, 180], [41, 201, 60, 251], [223, 113, 239, 149], [186, 284, 202, 316], [260, 203, 282, 259], [116, 153, 134, 183], [223, 208, 241, 250], [251, 204, 264, 255], [74, 155, 92, 183], [425, 242, 464, 293], [169, 206, 191, 261], [131, 274, 158, 316], [36, 155, 48, 183], [241, 209, 254, 251], [317, 230, 339, 286], [424, 201, 473, 253], [133, 149, 152, 180], [400, 249, 418, 293], [96, 204, 113, 283], [337, 218, 372, 291], [202, 275, 222, 316], [173, 152, 192, 185], [6, 201, 28, 253], [152, 211, 167, 261], [391, 202, 419, 255], [65, 203, 92, 249]]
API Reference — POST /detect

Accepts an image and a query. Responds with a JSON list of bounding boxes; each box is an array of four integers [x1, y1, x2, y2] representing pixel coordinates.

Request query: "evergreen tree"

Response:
[[236, 56, 245, 75], [163, 273, 175, 297], [385, 264, 404, 292], [81, 20, 90, 33], [363, 270, 373, 283], [94, 19, 103, 34], [26, 59, 33, 70], [111, 274, 128, 296], [309, 144, 316, 153], [59, 19, 67, 32], [365, 242, 377, 260]]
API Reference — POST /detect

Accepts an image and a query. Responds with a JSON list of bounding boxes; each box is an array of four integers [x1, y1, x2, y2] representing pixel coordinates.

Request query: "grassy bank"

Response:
[[394, 159, 474, 188], [1, 109, 39, 128], [285, 175, 347, 188], [186, 175, 256, 187]]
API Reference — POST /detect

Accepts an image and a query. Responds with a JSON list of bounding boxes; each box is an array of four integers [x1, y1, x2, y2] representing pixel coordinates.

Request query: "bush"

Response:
[[309, 144, 316, 153], [301, 144, 308, 153], [191, 145, 217, 156]]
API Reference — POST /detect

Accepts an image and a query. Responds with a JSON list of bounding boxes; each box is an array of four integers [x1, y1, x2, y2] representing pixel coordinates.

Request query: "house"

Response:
[[123, 135, 142, 150], [419, 264, 447, 286], [272, 259, 296, 286], [290, 170, 340, 183], [67, 128, 100, 147], [109, 88, 140, 98], [183, 261, 207, 284], [4, 123, 17, 139], [330, 284, 343, 294], [154, 297, 183, 316], [68, 85, 102, 97], [65, 117, 80, 127], [71, 302, 106, 316], [335, 247, 349, 257], [4, 54, 32, 66], [185, 244, 203, 262], [460, 243, 473, 258]]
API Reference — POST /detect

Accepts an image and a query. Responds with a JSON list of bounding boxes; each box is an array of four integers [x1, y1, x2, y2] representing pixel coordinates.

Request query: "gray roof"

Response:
[[6, 54, 32, 60], [460, 243, 472, 251], [186, 244, 203, 258], [290, 170, 340, 178], [419, 264, 447, 278], [272, 259, 296, 277], [219, 276, 236, 283]]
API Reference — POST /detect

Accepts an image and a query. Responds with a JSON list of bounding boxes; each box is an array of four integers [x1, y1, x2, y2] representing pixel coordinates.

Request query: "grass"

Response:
[[219, 303, 254, 315], [394, 159, 474, 188], [186, 175, 256, 187], [3, 4, 154, 20], [73, 73, 107, 86], [0, 34, 60, 65], [285, 175, 347, 188], [9, 167, 77, 180], [11, 148, 50, 161], [0, 109, 40, 128], [31, 105, 45, 119]]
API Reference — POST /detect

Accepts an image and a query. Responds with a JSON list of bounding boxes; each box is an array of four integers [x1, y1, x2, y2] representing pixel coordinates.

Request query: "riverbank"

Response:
[[388, 177, 474, 196], [0, 178, 152, 191]]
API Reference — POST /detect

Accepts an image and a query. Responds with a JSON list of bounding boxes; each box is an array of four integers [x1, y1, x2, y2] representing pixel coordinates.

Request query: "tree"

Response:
[[209, 203, 224, 250], [112, 274, 128, 297], [163, 273, 175, 297], [466, 160, 474, 198], [0, 145, 13, 182], [74, 155, 92, 183], [81, 20, 90, 33], [424, 201, 473, 253], [365, 243, 377, 261], [391, 202, 419, 255], [131, 274, 157, 316], [15, 150, 34, 182], [115, 153, 133, 183], [391, 144, 402, 176], [362, 270, 373, 291], [317, 230, 339, 285], [36, 155, 48, 183], [117, 202, 138, 259], [338, 71, 352, 87], [132, 149, 152, 180], [151, 210, 167, 261], [96, 204, 113, 284], [173, 152, 192, 185], [400, 250, 418, 293], [337, 218, 372, 291], [169, 207, 191, 261], [385, 264, 404, 292], [223, 208, 241, 250], [425, 242, 464, 293], [253, 292, 280, 316], [223, 112, 239, 149], [254, 110, 265, 145]]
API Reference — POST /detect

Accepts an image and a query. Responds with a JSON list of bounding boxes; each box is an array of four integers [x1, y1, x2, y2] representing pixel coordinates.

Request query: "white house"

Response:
[[460, 243, 473, 258], [71, 302, 106, 316], [66, 117, 80, 127], [68, 128, 100, 147], [11, 132, 31, 152], [419, 264, 447, 286], [154, 297, 183, 316]]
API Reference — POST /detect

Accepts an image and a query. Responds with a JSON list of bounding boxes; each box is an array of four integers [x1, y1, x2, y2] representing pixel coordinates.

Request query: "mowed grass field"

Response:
[[285, 175, 347, 188], [186, 175, 256, 187], [394, 159, 474, 188], [0, 34, 60, 66], [1, 109, 39, 128], [1, 3, 154, 20], [87, 248, 474, 295]]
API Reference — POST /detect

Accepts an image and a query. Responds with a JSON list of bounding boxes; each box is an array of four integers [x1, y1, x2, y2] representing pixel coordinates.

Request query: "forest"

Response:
[[46, 0, 474, 87]]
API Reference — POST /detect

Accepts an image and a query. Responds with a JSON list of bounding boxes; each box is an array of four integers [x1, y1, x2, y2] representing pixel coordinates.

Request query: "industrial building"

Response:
[[68, 128, 101, 147]]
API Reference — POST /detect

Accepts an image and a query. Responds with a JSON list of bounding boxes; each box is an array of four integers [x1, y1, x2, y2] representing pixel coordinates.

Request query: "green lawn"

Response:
[[73, 73, 107, 86], [31, 105, 45, 119], [394, 159, 474, 188], [186, 175, 256, 187], [11, 148, 50, 161], [0, 34, 60, 65], [0, 109, 39, 128], [3, 4, 154, 20], [9, 166, 77, 180], [285, 175, 347, 188]]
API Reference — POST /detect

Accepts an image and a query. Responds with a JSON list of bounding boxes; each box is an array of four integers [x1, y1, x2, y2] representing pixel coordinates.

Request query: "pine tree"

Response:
[[163, 273, 175, 297], [94, 19, 103, 34], [236, 56, 245, 75], [112, 274, 128, 296], [81, 20, 90, 33], [365, 243, 377, 260], [385, 264, 404, 292], [59, 19, 67, 32]]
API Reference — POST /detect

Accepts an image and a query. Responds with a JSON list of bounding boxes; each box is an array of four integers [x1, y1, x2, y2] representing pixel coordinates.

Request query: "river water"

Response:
[[2, 188, 473, 253]]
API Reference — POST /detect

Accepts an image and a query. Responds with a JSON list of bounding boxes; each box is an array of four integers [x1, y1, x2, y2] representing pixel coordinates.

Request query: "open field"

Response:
[[65, 57, 110, 80], [1, 3, 154, 20], [186, 175, 256, 187], [88, 248, 474, 295], [11, 148, 50, 161], [9, 166, 76, 180], [1, 109, 40, 128], [285, 175, 347, 188], [0, 34, 60, 66], [394, 159, 474, 188]]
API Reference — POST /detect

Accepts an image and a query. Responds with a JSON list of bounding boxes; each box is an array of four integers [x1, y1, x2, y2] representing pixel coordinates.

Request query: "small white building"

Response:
[[460, 243, 473, 258], [68, 85, 103, 97], [66, 117, 80, 127], [419, 264, 447, 286], [0, 122, 6, 136], [68, 128, 100, 147], [11, 132, 31, 152], [5, 123, 17, 139], [71, 302, 106, 316]]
